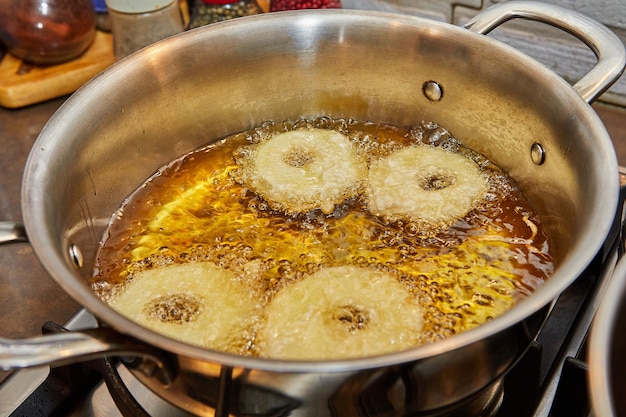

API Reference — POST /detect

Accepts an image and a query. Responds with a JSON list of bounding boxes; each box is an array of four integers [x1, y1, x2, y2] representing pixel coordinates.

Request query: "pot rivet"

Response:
[[530, 142, 546, 165], [423, 81, 443, 102], [69, 244, 84, 269]]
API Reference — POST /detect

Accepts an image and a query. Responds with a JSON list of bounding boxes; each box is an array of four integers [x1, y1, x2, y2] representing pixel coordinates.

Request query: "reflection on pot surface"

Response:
[[92, 117, 555, 360]]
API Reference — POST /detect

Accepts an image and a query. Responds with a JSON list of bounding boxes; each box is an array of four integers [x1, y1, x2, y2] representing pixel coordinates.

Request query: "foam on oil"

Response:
[[92, 117, 554, 356]]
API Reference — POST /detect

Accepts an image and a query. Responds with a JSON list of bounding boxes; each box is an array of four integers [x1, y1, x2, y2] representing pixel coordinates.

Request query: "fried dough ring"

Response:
[[366, 145, 488, 227], [261, 266, 423, 360], [238, 129, 365, 214], [109, 262, 257, 352]]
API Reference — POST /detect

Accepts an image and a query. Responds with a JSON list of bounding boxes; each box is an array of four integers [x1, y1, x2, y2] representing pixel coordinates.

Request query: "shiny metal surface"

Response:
[[0, 309, 97, 416], [589, 254, 626, 417], [0, 366, 49, 416], [1, 3, 624, 415], [464, 1, 626, 103], [0, 327, 173, 384], [0, 221, 27, 244], [534, 241, 620, 417]]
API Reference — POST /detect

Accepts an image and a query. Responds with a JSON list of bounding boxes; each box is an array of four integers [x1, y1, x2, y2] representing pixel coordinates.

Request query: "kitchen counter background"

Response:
[[0, 97, 625, 384]]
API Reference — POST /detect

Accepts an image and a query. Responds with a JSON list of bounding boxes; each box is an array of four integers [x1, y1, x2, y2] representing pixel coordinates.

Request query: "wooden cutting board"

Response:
[[0, 1, 271, 109], [0, 30, 115, 109]]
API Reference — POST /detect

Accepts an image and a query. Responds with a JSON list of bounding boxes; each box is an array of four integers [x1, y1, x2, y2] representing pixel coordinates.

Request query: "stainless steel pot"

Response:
[[1, 2, 625, 415], [589, 250, 626, 417]]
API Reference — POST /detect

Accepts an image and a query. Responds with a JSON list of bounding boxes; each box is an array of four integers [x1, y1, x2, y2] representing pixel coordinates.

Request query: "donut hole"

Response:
[[282, 146, 315, 168], [144, 293, 202, 324], [417, 171, 456, 191], [332, 304, 371, 332]]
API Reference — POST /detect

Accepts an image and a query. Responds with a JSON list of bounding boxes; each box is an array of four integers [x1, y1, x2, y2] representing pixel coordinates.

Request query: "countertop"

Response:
[[0, 96, 625, 384]]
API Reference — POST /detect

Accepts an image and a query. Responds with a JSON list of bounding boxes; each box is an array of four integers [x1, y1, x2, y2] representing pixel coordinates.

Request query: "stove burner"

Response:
[[1, 246, 618, 417], [2, 183, 624, 417], [0, 254, 616, 417]]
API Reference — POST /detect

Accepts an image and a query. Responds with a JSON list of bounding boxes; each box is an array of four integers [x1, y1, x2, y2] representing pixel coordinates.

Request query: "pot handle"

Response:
[[0, 221, 27, 244], [0, 324, 175, 385], [463, 0, 626, 104]]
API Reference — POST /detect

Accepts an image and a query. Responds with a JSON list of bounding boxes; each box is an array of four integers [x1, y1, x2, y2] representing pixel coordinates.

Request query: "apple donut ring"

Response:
[[261, 266, 423, 360], [237, 129, 366, 214], [366, 145, 488, 227], [109, 262, 257, 352]]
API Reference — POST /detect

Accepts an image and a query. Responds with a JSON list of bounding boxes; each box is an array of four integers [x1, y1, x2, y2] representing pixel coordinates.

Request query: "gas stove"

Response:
[[1, 174, 624, 417], [0, 309, 191, 416]]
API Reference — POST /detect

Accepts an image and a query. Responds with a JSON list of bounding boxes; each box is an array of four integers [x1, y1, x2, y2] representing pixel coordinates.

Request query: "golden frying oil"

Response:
[[92, 117, 554, 353]]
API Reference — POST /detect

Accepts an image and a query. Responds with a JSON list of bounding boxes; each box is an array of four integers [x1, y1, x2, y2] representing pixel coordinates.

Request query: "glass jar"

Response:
[[93, 0, 111, 32], [270, 0, 341, 11], [0, 0, 97, 65], [105, 0, 185, 60], [189, 0, 261, 28]]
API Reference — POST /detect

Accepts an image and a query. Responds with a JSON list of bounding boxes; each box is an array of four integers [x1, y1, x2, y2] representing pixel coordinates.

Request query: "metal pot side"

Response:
[[589, 256, 626, 417]]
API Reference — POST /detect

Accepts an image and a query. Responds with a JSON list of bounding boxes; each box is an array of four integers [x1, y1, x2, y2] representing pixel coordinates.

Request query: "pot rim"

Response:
[[23, 9, 620, 372]]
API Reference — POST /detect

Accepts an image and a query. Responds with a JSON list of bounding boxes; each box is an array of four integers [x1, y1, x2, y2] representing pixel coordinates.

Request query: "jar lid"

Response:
[[93, 0, 108, 13], [105, 0, 175, 13]]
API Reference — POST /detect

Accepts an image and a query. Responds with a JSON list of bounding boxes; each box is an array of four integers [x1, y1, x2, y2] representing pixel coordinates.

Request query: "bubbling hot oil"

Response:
[[92, 117, 554, 355]]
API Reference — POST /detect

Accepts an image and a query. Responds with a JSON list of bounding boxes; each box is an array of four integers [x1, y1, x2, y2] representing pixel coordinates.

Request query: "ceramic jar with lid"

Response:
[[105, 0, 185, 60]]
